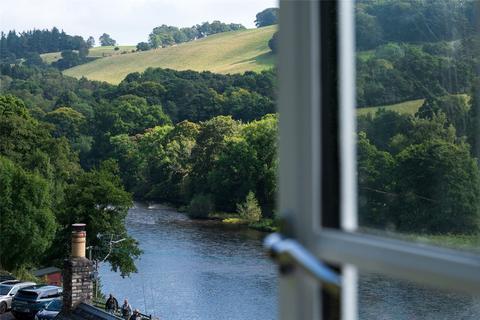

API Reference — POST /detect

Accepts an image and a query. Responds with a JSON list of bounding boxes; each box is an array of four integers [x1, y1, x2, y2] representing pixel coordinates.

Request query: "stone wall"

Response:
[[63, 257, 93, 313]]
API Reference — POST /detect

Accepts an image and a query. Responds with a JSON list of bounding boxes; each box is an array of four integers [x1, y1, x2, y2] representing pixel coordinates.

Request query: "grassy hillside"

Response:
[[40, 45, 136, 64], [357, 94, 470, 117], [87, 45, 136, 57], [63, 26, 276, 84], [357, 99, 425, 117], [40, 51, 63, 64]]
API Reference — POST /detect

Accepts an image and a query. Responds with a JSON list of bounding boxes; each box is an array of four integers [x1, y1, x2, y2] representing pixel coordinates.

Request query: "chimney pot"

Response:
[[71, 223, 86, 258]]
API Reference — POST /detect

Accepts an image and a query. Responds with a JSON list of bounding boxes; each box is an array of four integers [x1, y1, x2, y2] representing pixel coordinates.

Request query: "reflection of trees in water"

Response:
[[360, 272, 480, 319]]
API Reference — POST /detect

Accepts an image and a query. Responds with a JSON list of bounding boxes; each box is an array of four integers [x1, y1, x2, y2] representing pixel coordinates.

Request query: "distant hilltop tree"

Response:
[[255, 8, 279, 27], [86, 36, 95, 48], [99, 33, 117, 46], [136, 42, 151, 51], [147, 21, 245, 49]]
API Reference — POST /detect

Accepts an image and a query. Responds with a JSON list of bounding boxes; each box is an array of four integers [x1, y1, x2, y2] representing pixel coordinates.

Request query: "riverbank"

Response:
[[202, 211, 278, 232], [160, 202, 279, 233]]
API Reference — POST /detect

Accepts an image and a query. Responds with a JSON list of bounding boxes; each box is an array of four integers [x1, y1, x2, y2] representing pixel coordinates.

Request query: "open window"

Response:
[[276, 0, 480, 319]]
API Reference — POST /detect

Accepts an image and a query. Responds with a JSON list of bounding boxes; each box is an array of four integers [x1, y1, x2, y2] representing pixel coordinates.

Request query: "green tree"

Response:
[[0, 156, 57, 270], [45, 107, 86, 139], [355, 7, 383, 50], [99, 33, 116, 46], [143, 121, 199, 203], [391, 140, 480, 234], [208, 135, 257, 211], [24, 52, 44, 67], [268, 31, 278, 54], [241, 114, 278, 215], [190, 116, 240, 196], [86, 36, 95, 48], [468, 78, 480, 162], [187, 194, 214, 219], [58, 160, 141, 276], [136, 42, 150, 51], [237, 191, 262, 222], [357, 132, 396, 227], [417, 94, 470, 137], [223, 88, 275, 122], [110, 134, 145, 194], [255, 8, 279, 27]]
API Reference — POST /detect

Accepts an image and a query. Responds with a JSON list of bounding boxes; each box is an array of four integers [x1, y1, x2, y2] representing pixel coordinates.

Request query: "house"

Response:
[[33, 267, 62, 286]]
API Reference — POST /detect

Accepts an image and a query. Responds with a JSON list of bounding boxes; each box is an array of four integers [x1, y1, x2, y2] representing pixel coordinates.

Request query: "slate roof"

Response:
[[33, 267, 62, 277]]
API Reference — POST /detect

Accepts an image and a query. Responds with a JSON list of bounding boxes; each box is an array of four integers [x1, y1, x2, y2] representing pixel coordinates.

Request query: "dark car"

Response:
[[34, 299, 62, 320], [0, 281, 36, 314], [11, 285, 62, 320]]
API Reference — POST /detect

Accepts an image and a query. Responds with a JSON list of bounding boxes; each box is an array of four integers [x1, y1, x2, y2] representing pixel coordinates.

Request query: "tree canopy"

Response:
[[145, 21, 245, 49], [99, 33, 117, 46], [255, 8, 279, 27]]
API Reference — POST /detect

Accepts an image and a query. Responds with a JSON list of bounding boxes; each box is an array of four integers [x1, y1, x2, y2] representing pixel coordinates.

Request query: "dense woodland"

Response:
[[0, 63, 276, 274], [355, 0, 479, 107], [0, 1, 479, 277], [0, 28, 90, 63]]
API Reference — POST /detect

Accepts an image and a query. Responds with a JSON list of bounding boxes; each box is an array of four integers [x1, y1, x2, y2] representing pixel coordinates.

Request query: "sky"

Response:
[[0, 0, 278, 45]]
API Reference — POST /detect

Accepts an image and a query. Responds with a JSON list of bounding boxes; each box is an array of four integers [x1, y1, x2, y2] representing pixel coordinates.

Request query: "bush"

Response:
[[268, 32, 278, 53], [136, 42, 151, 52], [236, 192, 262, 222], [187, 194, 214, 219], [114, 46, 119, 51], [13, 267, 41, 283]]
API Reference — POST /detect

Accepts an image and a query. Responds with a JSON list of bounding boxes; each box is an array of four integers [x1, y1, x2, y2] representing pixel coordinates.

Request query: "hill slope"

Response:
[[357, 99, 425, 117], [40, 46, 137, 64], [63, 26, 276, 84]]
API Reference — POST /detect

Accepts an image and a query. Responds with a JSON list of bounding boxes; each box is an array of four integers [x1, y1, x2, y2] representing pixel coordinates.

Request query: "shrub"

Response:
[[237, 192, 262, 222], [114, 46, 120, 51], [187, 194, 214, 219]]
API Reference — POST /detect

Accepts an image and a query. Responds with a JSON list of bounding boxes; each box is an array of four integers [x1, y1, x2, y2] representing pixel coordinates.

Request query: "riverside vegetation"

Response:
[[0, 1, 479, 278]]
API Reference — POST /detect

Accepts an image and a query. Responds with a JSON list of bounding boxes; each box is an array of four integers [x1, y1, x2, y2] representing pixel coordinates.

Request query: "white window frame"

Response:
[[277, 1, 480, 319]]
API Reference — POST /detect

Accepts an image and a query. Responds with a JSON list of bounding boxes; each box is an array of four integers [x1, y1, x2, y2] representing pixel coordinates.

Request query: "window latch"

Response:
[[264, 233, 342, 289]]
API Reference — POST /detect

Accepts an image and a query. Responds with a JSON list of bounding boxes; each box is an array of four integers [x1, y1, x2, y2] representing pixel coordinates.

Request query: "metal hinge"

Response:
[[264, 233, 342, 293]]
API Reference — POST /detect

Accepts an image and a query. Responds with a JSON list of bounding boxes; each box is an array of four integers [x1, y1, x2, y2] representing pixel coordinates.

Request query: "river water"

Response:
[[99, 203, 480, 319], [99, 203, 278, 320]]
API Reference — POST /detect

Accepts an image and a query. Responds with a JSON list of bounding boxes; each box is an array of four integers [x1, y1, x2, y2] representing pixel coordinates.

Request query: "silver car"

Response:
[[0, 280, 36, 314]]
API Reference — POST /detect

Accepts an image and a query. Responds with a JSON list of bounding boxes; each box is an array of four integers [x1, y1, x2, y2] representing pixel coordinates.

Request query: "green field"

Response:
[[40, 45, 136, 64], [63, 26, 276, 84], [87, 45, 136, 57], [40, 51, 63, 64], [361, 227, 480, 253], [357, 99, 425, 117]]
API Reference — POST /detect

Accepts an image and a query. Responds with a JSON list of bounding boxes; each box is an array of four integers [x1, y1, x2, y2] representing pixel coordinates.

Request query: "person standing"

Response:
[[121, 299, 133, 320], [129, 309, 142, 320], [105, 294, 119, 314]]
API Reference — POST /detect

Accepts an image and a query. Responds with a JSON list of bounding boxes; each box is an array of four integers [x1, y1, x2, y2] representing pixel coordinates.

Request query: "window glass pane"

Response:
[[359, 270, 480, 319], [356, 0, 480, 251]]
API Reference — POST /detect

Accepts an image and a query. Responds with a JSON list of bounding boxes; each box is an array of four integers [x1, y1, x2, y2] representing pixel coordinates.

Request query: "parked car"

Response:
[[0, 274, 16, 283], [11, 285, 62, 320], [34, 299, 62, 320], [0, 281, 36, 314]]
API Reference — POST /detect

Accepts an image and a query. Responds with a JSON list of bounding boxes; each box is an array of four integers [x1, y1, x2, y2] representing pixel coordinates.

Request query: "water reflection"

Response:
[[360, 272, 480, 320]]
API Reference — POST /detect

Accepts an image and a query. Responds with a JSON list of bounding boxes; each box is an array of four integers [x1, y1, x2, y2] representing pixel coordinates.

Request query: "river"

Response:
[[99, 203, 278, 320], [99, 203, 480, 320]]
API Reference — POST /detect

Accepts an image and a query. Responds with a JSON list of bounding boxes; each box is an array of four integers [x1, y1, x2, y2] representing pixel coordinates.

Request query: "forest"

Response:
[[0, 62, 277, 274], [0, 0, 479, 278]]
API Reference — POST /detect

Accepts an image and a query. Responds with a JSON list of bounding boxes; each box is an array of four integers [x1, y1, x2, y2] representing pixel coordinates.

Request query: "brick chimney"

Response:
[[62, 223, 94, 313]]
